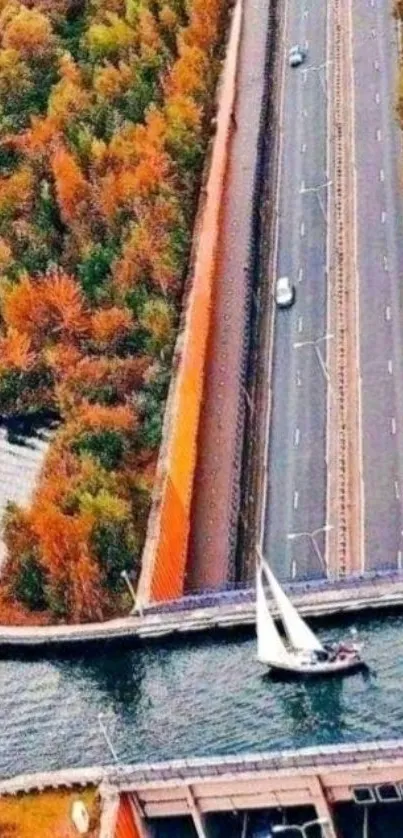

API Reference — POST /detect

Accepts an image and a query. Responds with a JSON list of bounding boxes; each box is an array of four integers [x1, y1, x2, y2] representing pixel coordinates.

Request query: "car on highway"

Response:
[[275, 276, 295, 308], [289, 45, 306, 67]]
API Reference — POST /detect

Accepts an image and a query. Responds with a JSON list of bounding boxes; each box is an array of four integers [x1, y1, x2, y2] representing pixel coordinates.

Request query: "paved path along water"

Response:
[[1, 613, 402, 780]]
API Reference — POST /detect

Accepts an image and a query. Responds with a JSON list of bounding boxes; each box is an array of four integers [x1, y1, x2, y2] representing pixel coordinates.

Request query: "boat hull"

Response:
[[259, 656, 367, 678]]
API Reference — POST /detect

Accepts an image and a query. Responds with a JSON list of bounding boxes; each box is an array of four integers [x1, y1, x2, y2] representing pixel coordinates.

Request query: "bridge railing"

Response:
[[140, 567, 403, 615]]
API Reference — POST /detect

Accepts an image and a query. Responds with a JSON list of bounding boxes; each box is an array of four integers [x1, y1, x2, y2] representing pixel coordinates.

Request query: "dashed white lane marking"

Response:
[[293, 490, 299, 510], [377, 128, 382, 141], [298, 316, 303, 333], [384, 255, 389, 271], [304, 39, 309, 49], [298, 268, 303, 283], [374, 59, 380, 70], [391, 417, 397, 435], [375, 92, 380, 104], [301, 179, 305, 191], [395, 481, 400, 500], [296, 370, 302, 387], [294, 428, 300, 447], [301, 143, 307, 153], [303, 108, 308, 117], [388, 359, 393, 375], [370, 0, 375, 7], [381, 210, 386, 224], [380, 168, 385, 181], [300, 221, 305, 237], [398, 550, 402, 570], [385, 305, 392, 321], [291, 560, 297, 579], [304, 9, 308, 17]]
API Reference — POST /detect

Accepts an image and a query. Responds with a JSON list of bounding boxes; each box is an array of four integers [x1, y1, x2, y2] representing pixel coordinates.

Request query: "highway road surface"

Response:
[[263, 0, 329, 581], [353, 0, 403, 571]]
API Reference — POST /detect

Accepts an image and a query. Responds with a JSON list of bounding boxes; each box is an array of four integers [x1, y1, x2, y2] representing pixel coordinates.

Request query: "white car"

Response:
[[289, 45, 306, 67], [275, 276, 295, 308]]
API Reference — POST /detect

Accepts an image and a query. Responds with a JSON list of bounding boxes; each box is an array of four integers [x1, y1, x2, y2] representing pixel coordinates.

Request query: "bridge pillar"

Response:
[[186, 785, 211, 838], [311, 776, 338, 838]]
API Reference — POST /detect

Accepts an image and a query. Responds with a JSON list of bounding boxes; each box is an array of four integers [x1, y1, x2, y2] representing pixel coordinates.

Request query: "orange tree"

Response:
[[0, 0, 228, 622]]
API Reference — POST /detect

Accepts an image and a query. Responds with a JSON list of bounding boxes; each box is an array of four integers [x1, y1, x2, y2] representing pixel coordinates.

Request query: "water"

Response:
[[1, 613, 403, 780]]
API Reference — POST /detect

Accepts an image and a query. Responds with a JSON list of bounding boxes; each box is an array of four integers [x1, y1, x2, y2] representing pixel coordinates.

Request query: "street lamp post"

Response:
[[288, 525, 333, 575], [98, 713, 119, 764], [121, 570, 142, 615], [294, 334, 333, 385], [300, 180, 332, 220], [272, 817, 330, 837]]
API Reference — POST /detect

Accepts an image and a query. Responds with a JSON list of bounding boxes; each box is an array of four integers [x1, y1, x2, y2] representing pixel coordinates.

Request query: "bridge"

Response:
[[3, 740, 403, 838]]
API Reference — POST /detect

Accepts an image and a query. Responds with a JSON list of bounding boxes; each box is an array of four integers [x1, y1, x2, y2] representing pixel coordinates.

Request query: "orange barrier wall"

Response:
[[137, 0, 243, 604], [114, 795, 141, 838]]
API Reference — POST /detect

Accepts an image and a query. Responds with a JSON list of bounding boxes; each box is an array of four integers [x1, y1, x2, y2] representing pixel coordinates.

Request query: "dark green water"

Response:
[[1, 613, 402, 779]]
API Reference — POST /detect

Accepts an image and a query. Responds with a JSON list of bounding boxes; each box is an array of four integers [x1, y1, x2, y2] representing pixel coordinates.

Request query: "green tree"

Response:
[[77, 242, 118, 303], [73, 428, 126, 469], [14, 553, 47, 611], [91, 517, 139, 590]]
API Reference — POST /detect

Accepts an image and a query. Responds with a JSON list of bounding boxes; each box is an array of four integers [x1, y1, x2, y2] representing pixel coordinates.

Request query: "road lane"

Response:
[[353, 0, 403, 570], [263, 0, 329, 581]]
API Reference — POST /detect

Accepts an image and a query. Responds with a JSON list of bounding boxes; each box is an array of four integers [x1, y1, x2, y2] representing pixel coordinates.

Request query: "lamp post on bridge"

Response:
[[288, 525, 333, 576], [121, 570, 144, 617], [293, 334, 333, 385]]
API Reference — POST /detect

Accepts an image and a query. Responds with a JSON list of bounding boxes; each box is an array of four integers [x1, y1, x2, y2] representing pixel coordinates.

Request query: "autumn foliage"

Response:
[[0, 0, 228, 622]]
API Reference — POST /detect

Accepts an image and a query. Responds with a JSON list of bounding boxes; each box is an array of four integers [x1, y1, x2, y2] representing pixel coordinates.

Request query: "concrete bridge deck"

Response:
[[3, 739, 403, 838]]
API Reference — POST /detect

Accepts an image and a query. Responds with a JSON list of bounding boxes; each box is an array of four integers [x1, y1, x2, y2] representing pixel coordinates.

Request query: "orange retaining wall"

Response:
[[137, 0, 243, 605]]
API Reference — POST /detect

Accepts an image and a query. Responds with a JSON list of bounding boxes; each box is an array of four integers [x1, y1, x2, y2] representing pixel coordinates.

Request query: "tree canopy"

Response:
[[0, 0, 228, 623]]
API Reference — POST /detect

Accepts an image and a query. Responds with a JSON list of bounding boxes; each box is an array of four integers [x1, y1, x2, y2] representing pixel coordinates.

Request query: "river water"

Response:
[[1, 612, 403, 779]]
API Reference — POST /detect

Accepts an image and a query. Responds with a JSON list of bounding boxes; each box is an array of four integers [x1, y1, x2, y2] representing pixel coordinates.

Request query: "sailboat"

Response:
[[256, 556, 366, 677]]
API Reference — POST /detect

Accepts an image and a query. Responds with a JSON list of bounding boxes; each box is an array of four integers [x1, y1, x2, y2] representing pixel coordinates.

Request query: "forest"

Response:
[[0, 0, 227, 623]]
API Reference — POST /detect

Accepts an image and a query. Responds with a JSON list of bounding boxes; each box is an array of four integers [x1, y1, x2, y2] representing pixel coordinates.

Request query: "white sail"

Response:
[[256, 565, 291, 665], [262, 560, 323, 653]]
